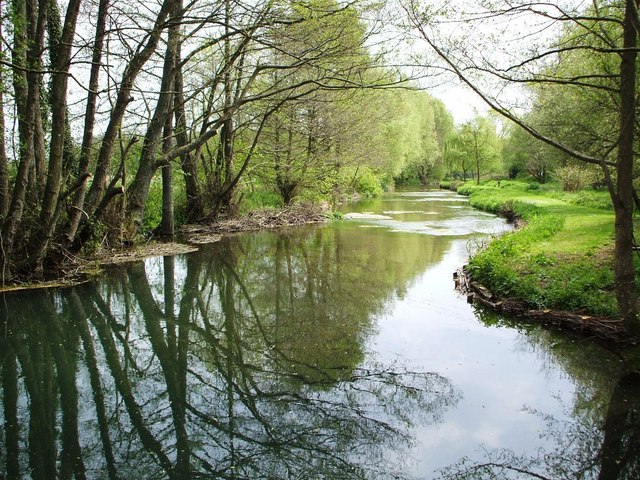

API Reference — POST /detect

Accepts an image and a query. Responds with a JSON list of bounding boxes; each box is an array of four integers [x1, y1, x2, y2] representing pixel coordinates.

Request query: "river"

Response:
[[1, 189, 638, 479]]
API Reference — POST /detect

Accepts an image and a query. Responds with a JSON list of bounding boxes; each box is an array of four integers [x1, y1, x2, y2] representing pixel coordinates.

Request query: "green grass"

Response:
[[239, 190, 283, 213], [460, 181, 639, 317]]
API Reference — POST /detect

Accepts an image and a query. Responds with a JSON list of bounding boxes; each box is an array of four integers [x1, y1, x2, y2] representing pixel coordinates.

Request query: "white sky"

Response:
[[395, 0, 590, 125], [431, 83, 491, 125]]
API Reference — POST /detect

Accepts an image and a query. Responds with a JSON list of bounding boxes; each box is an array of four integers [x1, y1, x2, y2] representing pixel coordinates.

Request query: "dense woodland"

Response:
[[0, 0, 638, 328]]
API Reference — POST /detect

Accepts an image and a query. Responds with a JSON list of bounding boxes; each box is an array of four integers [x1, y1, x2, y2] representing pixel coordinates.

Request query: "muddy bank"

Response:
[[0, 204, 328, 293], [181, 203, 328, 238], [455, 267, 637, 345]]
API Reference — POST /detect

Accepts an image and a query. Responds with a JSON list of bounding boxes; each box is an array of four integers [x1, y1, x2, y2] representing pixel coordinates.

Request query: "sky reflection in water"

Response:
[[0, 190, 638, 479]]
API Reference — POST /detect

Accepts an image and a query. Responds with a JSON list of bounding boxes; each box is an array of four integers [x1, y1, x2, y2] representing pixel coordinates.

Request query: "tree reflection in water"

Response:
[[439, 308, 640, 480], [0, 229, 459, 479]]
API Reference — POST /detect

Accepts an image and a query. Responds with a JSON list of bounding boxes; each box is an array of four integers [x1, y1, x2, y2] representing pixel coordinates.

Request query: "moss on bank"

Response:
[[458, 181, 640, 317]]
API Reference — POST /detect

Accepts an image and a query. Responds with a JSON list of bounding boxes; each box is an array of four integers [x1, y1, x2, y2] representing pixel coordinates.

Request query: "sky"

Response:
[[431, 83, 491, 125]]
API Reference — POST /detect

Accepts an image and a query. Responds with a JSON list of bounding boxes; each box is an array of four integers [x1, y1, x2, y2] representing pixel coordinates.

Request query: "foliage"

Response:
[[394, 93, 453, 185], [355, 166, 384, 197], [464, 183, 638, 317], [0, 0, 401, 277], [439, 180, 463, 191], [239, 190, 283, 214], [403, 0, 640, 327], [445, 115, 502, 183], [554, 165, 598, 192], [502, 123, 557, 182], [324, 210, 344, 220]]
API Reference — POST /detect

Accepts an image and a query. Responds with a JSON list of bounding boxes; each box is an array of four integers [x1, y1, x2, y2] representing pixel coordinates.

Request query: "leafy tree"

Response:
[[503, 124, 557, 182], [0, 0, 388, 277], [447, 116, 501, 184], [390, 91, 453, 185], [405, 0, 640, 332]]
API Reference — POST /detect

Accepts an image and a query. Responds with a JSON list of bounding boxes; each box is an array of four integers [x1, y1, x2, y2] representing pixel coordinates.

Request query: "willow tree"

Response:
[[404, 0, 640, 333], [449, 116, 501, 185]]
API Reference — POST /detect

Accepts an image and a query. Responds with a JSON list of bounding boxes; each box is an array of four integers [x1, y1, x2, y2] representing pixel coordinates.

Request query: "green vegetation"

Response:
[[461, 181, 639, 317], [409, 0, 640, 330], [2, 0, 639, 331]]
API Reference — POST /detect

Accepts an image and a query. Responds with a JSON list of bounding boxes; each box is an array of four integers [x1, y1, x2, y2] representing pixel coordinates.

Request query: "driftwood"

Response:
[[455, 266, 637, 344], [181, 204, 328, 238]]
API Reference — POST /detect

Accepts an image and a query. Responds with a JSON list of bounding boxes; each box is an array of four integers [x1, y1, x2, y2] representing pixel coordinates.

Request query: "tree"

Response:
[[0, 0, 387, 278], [404, 0, 640, 333], [503, 124, 557, 182], [445, 116, 501, 183], [400, 92, 441, 185], [379, 90, 453, 186]]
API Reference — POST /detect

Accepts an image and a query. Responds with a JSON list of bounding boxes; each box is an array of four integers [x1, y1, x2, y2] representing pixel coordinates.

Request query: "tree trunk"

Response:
[[613, 0, 639, 334], [0, 5, 9, 219], [1, 0, 45, 264], [211, 0, 236, 216], [174, 48, 203, 221], [597, 372, 640, 479], [83, 0, 173, 221], [123, 0, 180, 240], [158, 112, 175, 237], [27, 0, 82, 267], [64, 0, 109, 245]]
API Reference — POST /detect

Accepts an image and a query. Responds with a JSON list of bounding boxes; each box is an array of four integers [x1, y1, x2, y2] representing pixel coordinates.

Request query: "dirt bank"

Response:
[[455, 266, 637, 345], [0, 204, 328, 293]]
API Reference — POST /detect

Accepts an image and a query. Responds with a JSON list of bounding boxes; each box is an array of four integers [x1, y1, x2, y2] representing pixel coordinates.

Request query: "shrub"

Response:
[[553, 165, 596, 192], [355, 168, 384, 197], [241, 190, 282, 213], [565, 191, 613, 210], [456, 184, 487, 196], [324, 210, 344, 220], [439, 180, 463, 191]]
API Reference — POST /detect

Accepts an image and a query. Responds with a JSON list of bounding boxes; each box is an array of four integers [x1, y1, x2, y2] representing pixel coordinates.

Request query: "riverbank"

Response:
[[0, 204, 329, 292], [452, 180, 640, 339]]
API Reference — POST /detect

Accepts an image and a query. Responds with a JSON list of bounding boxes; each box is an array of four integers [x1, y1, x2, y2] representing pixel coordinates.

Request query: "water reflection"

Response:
[[3, 190, 639, 479], [438, 373, 640, 480], [439, 308, 640, 480], [0, 227, 459, 479]]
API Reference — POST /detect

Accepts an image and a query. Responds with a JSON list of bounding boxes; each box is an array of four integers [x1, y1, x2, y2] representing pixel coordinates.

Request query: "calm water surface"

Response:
[[1, 190, 639, 479]]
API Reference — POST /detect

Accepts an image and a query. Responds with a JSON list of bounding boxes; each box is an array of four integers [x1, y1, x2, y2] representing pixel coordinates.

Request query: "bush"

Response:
[[457, 184, 490, 196], [439, 180, 463, 191], [553, 165, 596, 192], [355, 168, 384, 197], [563, 190, 612, 210], [324, 210, 344, 220], [240, 190, 282, 213]]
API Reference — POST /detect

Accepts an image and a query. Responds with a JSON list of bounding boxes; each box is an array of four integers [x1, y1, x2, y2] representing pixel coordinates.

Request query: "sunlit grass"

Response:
[[459, 181, 637, 317]]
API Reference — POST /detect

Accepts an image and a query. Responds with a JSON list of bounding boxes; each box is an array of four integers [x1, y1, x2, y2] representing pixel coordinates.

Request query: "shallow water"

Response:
[[1, 189, 638, 479]]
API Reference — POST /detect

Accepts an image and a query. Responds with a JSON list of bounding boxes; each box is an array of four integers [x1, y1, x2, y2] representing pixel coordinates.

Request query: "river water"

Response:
[[1, 189, 638, 479]]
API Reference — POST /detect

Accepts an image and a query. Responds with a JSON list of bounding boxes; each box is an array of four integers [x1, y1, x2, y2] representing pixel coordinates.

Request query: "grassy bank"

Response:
[[457, 181, 640, 317]]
